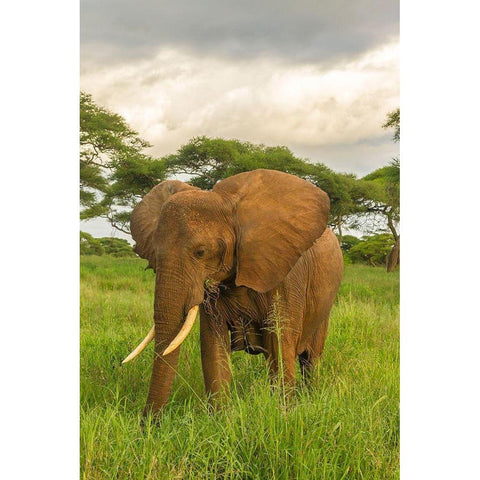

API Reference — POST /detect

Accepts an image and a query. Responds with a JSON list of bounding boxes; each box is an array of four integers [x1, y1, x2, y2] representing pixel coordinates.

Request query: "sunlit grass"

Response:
[[80, 256, 399, 479]]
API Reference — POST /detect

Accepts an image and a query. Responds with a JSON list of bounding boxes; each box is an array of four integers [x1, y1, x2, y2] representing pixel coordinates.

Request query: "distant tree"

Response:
[[80, 231, 105, 256], [348, 234, 396, 266], [80, 92, 167, 233], [346, 109, 400, 270]]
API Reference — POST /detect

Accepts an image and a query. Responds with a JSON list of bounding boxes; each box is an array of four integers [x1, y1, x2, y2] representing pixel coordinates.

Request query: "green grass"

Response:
[[80, 256, 399, 479]]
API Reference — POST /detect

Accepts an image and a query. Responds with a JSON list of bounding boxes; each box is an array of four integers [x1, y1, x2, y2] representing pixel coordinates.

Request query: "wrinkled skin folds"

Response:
[[129, 169, 343, 418]]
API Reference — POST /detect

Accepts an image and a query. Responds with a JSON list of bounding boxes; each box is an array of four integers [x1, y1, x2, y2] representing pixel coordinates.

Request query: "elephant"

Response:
[[122, 169, 343, 419]]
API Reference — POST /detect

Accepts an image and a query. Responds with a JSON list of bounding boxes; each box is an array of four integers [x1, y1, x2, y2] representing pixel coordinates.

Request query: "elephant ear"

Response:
[[213, 169, 330, 293], [130, 180, 199, 270]]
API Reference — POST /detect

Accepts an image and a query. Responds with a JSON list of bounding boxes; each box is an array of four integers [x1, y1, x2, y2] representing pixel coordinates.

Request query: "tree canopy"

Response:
[[377, 108, 400, 270], [360, 158, 400, 239], [382, 108, 400, 143], [165, 136, 310, 189], [80, 92, 167, 233]]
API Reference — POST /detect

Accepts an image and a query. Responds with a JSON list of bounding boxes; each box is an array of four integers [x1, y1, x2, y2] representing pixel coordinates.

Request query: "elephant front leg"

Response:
[[199, 307, 232, 409], [262, 328, 297, 393]]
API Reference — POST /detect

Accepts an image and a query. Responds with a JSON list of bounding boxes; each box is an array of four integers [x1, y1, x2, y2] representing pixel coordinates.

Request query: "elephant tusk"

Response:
[[121, 325, 155, 364], [162, 305, 199, 356]]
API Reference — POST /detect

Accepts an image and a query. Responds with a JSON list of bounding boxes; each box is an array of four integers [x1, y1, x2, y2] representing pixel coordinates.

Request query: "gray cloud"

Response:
[[81, 42, 399, 176], [294, 137, 399, 176], [81, 0, 398, 64]]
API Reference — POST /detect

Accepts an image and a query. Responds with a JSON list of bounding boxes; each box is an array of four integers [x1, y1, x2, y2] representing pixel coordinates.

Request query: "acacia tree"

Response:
[[332, 109, 399, 270], [356, 108, 400, 271], [362, 160, 399, 235], [80, 92, 166, 233], [382, 108, 400, 271]]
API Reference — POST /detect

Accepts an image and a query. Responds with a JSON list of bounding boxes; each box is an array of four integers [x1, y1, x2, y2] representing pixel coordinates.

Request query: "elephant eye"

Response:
[[194, 248, 205, 258]]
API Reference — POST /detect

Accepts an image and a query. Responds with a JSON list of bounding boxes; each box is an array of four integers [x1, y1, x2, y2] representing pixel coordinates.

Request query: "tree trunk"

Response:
[[337, 217, 343, 246], [387, 237, 400, 272], [386, 212, 399, 242], [386, 212, 399, 272]]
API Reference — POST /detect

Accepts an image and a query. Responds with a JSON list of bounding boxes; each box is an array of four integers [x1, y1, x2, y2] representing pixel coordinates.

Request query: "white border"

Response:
[[1, 1, 79, 478], [401, 1, 480, 478]]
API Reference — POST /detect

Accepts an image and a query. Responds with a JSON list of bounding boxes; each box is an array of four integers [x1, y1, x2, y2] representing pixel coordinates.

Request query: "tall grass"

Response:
[[80, 256, 399, 479]]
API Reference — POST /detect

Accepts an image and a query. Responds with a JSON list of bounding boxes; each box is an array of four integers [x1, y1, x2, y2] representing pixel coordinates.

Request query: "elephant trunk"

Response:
[[143, 268, 200, 417]]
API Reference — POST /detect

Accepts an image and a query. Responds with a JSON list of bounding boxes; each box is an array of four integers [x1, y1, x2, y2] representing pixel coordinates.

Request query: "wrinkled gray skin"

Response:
[[130, 169, 343, 418]]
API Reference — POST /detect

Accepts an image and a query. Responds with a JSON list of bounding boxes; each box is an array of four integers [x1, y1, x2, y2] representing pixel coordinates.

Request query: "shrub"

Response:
[[348, 234, 395, 266], [340, 234, 361, 252], [80, 232, 136, 257], [80, 231, 105, 256], [98, 237, 136, 257]]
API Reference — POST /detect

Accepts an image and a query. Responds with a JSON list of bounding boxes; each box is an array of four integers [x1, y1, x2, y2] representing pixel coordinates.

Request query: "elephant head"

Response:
[[125, 169, 330, 416]]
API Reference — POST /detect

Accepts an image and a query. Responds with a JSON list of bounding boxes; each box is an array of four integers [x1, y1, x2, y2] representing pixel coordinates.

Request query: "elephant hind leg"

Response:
[[298, 317, 329, 386], [298, 350, 314, 384], [298, 347, 322, 386]]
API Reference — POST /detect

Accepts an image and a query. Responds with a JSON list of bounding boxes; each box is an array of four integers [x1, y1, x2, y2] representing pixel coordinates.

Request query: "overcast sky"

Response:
[[80, 0, 399, 240]]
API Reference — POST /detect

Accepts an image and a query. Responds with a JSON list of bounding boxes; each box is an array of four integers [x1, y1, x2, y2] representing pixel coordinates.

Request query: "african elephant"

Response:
[[123, 169, 343, 418]]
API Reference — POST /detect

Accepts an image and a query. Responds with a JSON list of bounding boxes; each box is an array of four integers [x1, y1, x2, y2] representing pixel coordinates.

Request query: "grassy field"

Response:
[[80, 256, 399, 479]]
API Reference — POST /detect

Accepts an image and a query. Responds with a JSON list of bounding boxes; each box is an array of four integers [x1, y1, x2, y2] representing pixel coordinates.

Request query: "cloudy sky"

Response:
[[80, 0, 399, 239]]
